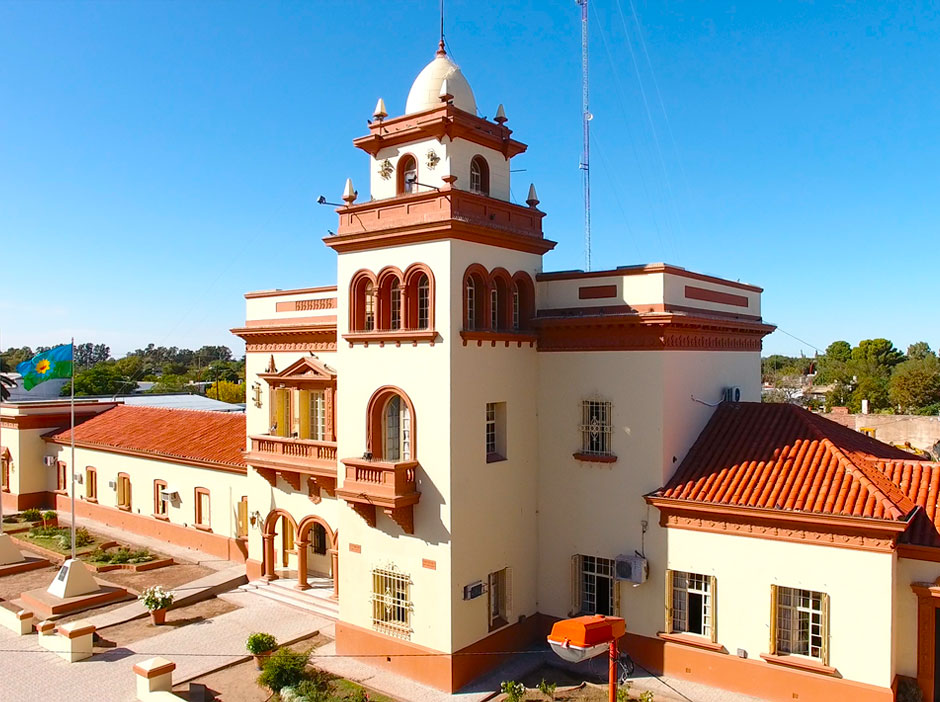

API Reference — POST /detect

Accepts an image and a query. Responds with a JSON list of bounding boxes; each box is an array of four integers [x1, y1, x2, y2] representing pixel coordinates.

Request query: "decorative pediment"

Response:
[[259, 356, 336, 386]]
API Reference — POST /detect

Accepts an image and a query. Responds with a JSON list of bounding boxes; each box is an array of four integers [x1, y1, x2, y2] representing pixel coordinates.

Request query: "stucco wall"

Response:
[[666, 526, 896, 689]]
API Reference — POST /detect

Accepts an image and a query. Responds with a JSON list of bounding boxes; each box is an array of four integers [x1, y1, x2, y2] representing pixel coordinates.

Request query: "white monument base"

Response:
[[47, 558, 101, 598], [0, 533, 25, 566]]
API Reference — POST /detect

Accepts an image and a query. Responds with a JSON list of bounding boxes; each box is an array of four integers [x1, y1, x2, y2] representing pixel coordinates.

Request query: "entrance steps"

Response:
[[239, 577, 338, 620]]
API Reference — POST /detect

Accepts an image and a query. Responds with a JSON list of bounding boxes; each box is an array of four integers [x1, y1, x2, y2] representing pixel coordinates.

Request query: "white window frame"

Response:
[[667, 570, 715, 640], [466, 278, 477, 329], [576, 554, 616, 616], [488, 567, 512, 630], [416, 275, 430, 329], [390, 281, 402, 330], [308, 389, 326, 441], [485, 403, 497, 455], [774, 586, 828, 662]]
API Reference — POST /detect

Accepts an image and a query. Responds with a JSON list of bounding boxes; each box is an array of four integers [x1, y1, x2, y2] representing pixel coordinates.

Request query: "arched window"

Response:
[[364, 282, 375, 331], [511, 272, 535, 331], [368, 387, 416, 463], [416, 274, 430, 329], [490, 270, 512, 331], [376, 269, 404, 331], [463, 265, 490, 331], [512, 287, 520, 330], [350, 272, 378, 332], [470, 156, 490, 196], [398, 155, 418, 194], [467, 278, 478, 329]]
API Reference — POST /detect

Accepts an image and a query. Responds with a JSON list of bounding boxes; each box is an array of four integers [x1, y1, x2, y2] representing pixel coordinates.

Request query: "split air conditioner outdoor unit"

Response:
[[159, 488, 180, 501], [74, 473, 83, 485], [463, 581, 486, 601], [108, 480, 117, 490], [614, 554, 648, 584], [722, 386, 742, 403], [43, 456, 57, 467]]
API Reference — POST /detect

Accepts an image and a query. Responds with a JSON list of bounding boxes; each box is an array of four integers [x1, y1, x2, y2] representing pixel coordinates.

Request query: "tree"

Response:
[[0, 346, 34, 370], [73, 343, 111, 370], [814, 341, 854, 386], [63, 362, 128, 396], [204, 381, 246, 404], [851, 338, 905, 371], [0, 374, 14, 401], [908, 341, 935, 361], [889, 355, 940, 414]]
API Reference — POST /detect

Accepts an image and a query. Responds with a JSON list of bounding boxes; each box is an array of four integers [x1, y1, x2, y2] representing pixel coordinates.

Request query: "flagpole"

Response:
[[70, 337, 76, 561]]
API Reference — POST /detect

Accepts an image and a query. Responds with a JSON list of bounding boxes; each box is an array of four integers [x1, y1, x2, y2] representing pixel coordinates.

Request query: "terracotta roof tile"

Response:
[[653, 403, 918, 523], [871, 460, 940, 547], [46, 405, 246, 469]]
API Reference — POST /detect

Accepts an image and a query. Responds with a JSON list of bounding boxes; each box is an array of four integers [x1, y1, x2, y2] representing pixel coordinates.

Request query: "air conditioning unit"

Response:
[[74, 473, 83, 485], [722, 386, 742, 403], [159, 488, 180, 501], [108, 480, 117, 490], [43, 456, 57, 467], [462, 581, 486, 600], [615, 554, 648, 584]]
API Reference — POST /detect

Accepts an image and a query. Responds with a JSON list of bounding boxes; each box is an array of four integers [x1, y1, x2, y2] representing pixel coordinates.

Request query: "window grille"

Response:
[[512, 288, 520, 330], [384, 396, 411, 462], [580, 400, 613, 455], [416, 276, 430, 329], [670, 571, 713, 638], [470, 160, 482, 193], [579, 555, 615, 616], [485, 404, 497, 455], [371, 566, 412, 639], [775, 587, 826, 660], [364, 282, 375, 331]]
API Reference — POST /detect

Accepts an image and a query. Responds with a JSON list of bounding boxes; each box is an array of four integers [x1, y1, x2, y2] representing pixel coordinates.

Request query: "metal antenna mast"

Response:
[[577, 0, 591, 271]]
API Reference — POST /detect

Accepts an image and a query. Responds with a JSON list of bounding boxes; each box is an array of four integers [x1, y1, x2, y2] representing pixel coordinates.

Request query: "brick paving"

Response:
[[0, 590, 328, 702]]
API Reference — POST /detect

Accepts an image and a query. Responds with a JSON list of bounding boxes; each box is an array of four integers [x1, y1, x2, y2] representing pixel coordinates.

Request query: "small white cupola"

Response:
[[405, 41, 477, 115]]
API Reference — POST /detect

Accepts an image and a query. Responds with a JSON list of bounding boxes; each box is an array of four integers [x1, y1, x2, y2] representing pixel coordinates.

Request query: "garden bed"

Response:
[[1, 510, 58, 534], [89, 556, 174, 573], [11, 530, 112, 563]]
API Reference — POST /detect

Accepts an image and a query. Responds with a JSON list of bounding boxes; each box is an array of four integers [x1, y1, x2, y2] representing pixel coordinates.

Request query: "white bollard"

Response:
[[133, 656, 177, 700]]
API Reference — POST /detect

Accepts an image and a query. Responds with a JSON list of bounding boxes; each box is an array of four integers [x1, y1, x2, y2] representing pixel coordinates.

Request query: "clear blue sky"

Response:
[[2, 1, 937, 358]]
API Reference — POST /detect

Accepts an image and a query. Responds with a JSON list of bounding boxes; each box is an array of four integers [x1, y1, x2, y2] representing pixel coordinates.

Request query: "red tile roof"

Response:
[[652, 403, 920, 524], [46, 405, 246, 469], [871, 460, 940, 548]]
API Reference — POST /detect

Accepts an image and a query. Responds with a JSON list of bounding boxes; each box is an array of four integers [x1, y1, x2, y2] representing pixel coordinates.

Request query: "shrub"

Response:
[[21, 508, 42, 522], [246, 632, 278, 655], [139, 585, 174, 611], [129, 548, 152, 563], [638, 692, 655, 702], [347, 687, 370, 702], [500, 680, 525, 702], [90, 547, 112, 563], [29, 525, 63, 537], [75, 527, 93, 547], [257, 647, 310, 692], [617, 687, 631, 702], [538, 678, 557, 700], [42, 510, 57, 523]]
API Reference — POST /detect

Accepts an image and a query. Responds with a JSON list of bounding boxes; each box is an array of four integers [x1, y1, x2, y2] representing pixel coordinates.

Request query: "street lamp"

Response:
[[547, 614, 626, 702]]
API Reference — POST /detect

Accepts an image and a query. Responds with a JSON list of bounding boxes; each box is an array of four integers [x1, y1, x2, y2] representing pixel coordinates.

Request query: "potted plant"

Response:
[[41, 510, 58, 528], [246, 632, 278, 670], [139, 585, 174, 625]]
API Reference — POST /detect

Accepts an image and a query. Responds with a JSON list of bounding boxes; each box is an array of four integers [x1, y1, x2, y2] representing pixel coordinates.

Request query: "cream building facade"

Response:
[[4, 42, 940, 702]]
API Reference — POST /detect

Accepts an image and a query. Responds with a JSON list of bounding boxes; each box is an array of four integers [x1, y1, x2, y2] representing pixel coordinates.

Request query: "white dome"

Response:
[[405, 44, 477, 115]]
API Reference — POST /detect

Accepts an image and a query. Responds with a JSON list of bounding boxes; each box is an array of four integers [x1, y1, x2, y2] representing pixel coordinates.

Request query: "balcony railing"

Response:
[[336, 457, 421, 534], [245, 435, 338, 477]]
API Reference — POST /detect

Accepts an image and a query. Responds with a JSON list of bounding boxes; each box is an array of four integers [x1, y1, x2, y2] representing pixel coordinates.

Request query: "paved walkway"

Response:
[[0, 589, 328, 701]]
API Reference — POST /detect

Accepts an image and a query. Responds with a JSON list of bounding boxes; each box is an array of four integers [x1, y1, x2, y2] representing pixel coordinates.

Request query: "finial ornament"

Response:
[[526, 183, 540, 208], [373, 98, 387, 121], [436, 39, 447, 57], [342, 178, 358, 205], [494, 103, 507, 124]]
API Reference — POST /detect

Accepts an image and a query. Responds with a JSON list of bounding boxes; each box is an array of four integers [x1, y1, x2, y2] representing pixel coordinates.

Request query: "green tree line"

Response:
[[763, 339, 940, 414], [0, 343, 245, 402]]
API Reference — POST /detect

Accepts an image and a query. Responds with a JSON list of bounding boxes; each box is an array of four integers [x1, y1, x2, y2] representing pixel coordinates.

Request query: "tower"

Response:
[[326, 43, 555, 690]]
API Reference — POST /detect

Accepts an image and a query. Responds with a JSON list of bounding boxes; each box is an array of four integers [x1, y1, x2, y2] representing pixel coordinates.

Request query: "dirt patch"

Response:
[[0, 561, 60, 603], [92, 596, 241, 648], [173, 633, 330, 702], [91, 561, 214, 595]]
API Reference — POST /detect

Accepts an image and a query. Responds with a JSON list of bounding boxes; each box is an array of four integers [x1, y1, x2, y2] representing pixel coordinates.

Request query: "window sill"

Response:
[[572, 452, 618, 464], [486, 453, 506, 464], [460, 330, 537, 348], [118, 505, 131, 512], [759, 653, 838, 677], [83, 497, 98, 504], [54, 489, 68, 496], [658, 632, 725, 653], [343, 330, 438, 347], [194, 523, 213, 533], [152, 514, 169, 521]]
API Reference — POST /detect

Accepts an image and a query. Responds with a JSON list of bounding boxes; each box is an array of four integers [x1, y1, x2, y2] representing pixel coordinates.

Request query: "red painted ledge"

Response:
[[572, 452, 618, 464], [760, 652, 839, 677], [658, 631, 725, 653]]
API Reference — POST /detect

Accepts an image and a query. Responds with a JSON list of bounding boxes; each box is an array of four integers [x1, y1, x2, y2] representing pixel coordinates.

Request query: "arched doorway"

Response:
[[297, 515, 338, 598], [261, 509, 298, 582]]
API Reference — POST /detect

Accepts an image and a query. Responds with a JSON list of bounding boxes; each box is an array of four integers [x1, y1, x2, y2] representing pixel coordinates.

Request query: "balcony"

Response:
[[336, 458, 420, 534], [244, 435, 338, 501]]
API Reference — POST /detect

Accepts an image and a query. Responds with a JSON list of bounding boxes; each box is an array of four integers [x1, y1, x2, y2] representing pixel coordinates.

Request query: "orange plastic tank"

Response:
[[546, 615, 626, 663]]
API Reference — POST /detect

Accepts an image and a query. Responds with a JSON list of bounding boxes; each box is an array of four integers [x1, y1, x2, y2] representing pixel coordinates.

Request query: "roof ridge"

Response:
[[819, 437, 916, 520]]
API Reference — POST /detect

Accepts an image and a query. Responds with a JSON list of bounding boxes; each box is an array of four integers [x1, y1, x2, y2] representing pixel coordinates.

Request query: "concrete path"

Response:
[[0, 589, 328, 702], [85, 563, 246, 630]]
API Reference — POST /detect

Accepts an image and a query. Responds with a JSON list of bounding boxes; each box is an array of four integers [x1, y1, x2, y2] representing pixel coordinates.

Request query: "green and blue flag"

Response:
[[16, 344, 73, 391]]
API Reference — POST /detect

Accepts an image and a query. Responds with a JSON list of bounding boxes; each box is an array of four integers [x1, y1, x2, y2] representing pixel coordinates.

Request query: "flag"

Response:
[[16, 344, 73, 391]]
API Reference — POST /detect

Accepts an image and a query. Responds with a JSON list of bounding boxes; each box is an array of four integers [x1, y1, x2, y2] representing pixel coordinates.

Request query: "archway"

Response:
[[261, 509, 298, 582], [297, 515, 339, 598]]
